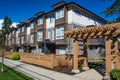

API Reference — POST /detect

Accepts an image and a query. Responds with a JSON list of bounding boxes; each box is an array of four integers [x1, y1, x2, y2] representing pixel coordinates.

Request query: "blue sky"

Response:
[[0, 0, 116, 23]]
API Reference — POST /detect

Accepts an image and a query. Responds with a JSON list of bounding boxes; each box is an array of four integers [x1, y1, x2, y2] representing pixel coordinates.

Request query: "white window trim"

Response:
[[30, 34, 34, 43], [56, 8, 64, 19], [37, 17, 43, 25], [30, 22, 34, 29], [55, 26, 64, 40], [37, 31, 43, 41]]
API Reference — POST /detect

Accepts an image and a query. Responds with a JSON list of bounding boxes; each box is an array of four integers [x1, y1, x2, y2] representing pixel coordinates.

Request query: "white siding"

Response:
[[68, 7, 103, 26]]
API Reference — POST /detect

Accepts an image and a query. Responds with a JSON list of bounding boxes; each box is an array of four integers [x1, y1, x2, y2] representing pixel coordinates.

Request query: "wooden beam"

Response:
[[112, 38, 120, 69], [82, 39, 89, 70], [72, 39, 79, 72], [105, 38, 112, 77]]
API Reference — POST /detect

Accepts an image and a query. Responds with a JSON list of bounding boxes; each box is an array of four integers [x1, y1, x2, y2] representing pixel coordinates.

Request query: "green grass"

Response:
[[0, 63, 33, 80]]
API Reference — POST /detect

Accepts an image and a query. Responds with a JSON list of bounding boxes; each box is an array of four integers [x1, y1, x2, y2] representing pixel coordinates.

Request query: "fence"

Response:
[[0, 51, 12, 59], [20, 53, 73, 69], [3, 52, 73, 69], [20, 53, 54, 69]]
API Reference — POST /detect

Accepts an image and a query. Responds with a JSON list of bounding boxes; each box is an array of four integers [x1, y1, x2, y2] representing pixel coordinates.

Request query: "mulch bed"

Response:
[[53, 66, 75, 75]]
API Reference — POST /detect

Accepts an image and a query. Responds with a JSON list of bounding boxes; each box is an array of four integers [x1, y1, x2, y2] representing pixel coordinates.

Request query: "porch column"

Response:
[[72, 39, 80, 73], [113, 38, 120, 69], [105, 38, 112, 79], [82, 39, 89, 70]]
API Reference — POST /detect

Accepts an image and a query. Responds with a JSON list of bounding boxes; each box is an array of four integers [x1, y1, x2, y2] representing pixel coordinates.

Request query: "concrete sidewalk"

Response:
[[0, 57, 103, 80]]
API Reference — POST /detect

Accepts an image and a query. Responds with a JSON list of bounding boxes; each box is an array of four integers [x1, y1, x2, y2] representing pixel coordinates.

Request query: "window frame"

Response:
[[30, 22, 34, 29], [37, 31, 43, 41], [30, 34, 34, 43], [56, 8, 64, 19], [37, 17, 43, 25], [21, 36, 24, 44], [49, 15, 54, 23], [21, 26, 24, 32], [55, 26, 64, 40]]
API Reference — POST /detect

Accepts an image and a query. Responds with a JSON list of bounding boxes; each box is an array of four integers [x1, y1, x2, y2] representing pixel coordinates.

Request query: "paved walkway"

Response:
[[0, 57, 103, 80]]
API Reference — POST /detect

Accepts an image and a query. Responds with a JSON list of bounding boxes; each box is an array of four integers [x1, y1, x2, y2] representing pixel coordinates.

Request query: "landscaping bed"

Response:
[[0, 63, 33, 80], [88, 61, 105, 68], [53, 66, 75, 75]]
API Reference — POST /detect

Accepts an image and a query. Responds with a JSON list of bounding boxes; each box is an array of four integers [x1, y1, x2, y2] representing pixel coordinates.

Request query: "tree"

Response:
[[102, 0, 120, 21], [0, 16, 12, 72]]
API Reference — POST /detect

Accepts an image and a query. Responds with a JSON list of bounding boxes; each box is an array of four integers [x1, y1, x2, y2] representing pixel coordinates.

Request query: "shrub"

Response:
[[111, 69, 120, 80], [11, 53, 20, 60]]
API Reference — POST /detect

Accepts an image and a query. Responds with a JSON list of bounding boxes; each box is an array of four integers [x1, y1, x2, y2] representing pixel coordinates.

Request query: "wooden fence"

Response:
[[20, 53, 54, 69], [3, 52, 73, 69]]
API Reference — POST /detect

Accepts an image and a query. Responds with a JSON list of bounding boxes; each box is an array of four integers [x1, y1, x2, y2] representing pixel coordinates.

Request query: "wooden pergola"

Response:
[[65, 23, 120, 78]]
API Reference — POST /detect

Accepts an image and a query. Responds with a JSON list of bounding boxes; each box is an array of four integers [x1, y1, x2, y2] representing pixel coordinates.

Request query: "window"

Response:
[[51, 29, 55, 40], [21, 26, 24, 32], [18, 28, 20, 33], [56, 8, 64, 19], [21, 36, 24, 44], [55, 26, 64, 40], [18, 37, 20, 44], [47, 29, 55, 40], [47, 30, 51, 39], [12, 38, 14, 45], [37, 31, 43, 41], [37, 17, 43, 25], [49, 15, 54, 23], [30, 22, 34, 29], [30, 34, 34, 43], [12, 31, 14, 36]]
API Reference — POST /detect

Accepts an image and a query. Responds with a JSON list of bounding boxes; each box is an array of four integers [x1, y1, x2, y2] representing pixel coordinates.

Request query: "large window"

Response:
[[56, 8, 64, 19], [21, 36, 24, 44], [37, 31, 43, 41], [37, 17, 43, 25], [30, 34, 34, 43], [12, 38, 14, 45], [21, 26, 24, 32], [17, 37, 20, 44], [18, 28, 20, 33], [49, 15, 54, 23], [30, 22, 34, 29], [55, 26, 64, 40], [47, 29, 55, 40]]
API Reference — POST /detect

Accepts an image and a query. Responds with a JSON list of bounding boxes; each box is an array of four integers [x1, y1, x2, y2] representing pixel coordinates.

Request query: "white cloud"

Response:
[[0, 19, 3, 30], [10, 22, 19, 28], [0, 19, 19, 29]]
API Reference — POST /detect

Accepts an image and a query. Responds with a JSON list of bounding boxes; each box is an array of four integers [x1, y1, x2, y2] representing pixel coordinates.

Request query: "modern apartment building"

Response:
[[6, 1, 106, 56]]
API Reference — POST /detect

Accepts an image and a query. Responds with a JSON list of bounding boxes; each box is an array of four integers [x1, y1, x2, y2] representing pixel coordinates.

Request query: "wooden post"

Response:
[[105, 38, 112, 78], [113, 38, 120, 69], [82, 39, 89, 70], [72, 39, 80, 73]]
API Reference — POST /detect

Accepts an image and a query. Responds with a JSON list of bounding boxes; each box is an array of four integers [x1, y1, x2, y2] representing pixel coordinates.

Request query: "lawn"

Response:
[[0, 63, 33, 80]]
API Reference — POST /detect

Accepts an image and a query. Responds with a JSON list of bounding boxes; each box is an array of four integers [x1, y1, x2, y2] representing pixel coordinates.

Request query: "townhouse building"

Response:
[[7, 1, 106, 56]]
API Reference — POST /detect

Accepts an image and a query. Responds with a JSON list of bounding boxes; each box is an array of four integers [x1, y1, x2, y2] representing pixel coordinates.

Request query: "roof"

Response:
[[52, 1, 106, 23], [15, 1, 107, 28], [67, 2, 107, 23], [52, 1, 66, 9], [46, 11, 54, 16], [28, 17, 35, 22], [34, 11, 45, 17]]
